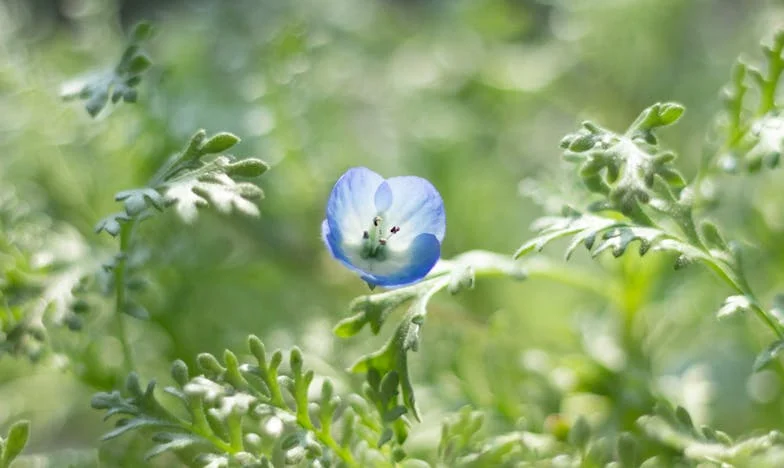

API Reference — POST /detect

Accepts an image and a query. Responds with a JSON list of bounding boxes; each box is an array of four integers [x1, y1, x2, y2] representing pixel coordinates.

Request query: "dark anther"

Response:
[[390, 226, 400, 234], [379, 238, 387, 245], [373, 216, 381, 226], [363, 231, 369, 239]]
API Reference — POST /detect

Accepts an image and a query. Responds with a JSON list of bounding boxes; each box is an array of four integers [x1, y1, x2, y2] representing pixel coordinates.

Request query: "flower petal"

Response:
[[365, 233, 441, 287], [321, 219, 343, 262], [383, 176, 445, 245], [326, 167, 384, 239], [322, 219, 354, 268], [374, 181, 393, 213], [323, 221, 439, 287]]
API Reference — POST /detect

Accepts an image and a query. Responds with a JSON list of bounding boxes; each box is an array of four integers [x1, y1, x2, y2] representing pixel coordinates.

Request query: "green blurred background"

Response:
[[2, 0, 784, 465]]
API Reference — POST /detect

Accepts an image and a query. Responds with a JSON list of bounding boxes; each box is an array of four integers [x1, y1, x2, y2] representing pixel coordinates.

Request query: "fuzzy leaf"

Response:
[[94, 212, 131, 237], [1, 420, 30, 466], [61, 21, 154, 116], [753, 339, 784, 372], [638, 408, 784, 464], [102, 417, 175, 441], [199, 132, 241, 154], [715, 32, 784, 172], [145, 433, 206, 460], [517, 211, 700, 268], [716, 295, 752, 319], [225, 159, 270, 178], [560, 103, 688, 214], [114, 188, 164, 216], [515, 213, 620, 259], [163, 174, 261, 224]]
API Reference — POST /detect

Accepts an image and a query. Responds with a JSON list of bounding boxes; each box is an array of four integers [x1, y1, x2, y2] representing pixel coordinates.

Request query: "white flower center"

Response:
[[359, 215, 401, 261]]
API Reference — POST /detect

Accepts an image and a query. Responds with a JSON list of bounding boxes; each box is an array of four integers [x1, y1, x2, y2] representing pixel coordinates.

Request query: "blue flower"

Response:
[[322, 167, 446, 288]]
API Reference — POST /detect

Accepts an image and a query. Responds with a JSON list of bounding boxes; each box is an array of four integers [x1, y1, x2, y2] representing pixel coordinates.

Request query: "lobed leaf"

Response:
[[559, 103, 687, 215], [61, 21, 155, 117]]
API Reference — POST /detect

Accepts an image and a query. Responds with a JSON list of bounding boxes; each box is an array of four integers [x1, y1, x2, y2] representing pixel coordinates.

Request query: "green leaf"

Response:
[[753, 339, 784, 371], [657, 103, 686, 126], [94, 212, 131, 237], [628, 102, 685, 133], [700, 220, 729, 252], [560, 103, 688, 215], [115, 188, 163, 216], [163, 175, 261, 224], [145, 433, 206, 460], [674, 406, 694, 429], [102, 417, 175, 441], [61, 21, 154, 116], [514, 212, 620, 259], [130, 22, 153, 42], [638, 407, 784, 464], [199, 132, 241, 154], [714, 31, 784, 172], [350, 321, 417, 444], [517, 211, 700, 269], [716, 295, 752, 319], [127, 53, 152, 75], [334, 287, 422, 337], [170, 360, 190, 387], [1, 420, 30, 467], [225, 159, 270, 178]]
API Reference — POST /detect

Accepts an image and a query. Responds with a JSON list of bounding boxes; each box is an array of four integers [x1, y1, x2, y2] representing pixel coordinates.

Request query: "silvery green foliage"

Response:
[[61, 22, 154, 117], [517, 100, 784, 372], [94, 130, 268, 326], [714, 30, 784, 172], [437, 407, 561, 467], [96, 129, 268, 234], [638, 403, 784, 466], [334, 251, 525, 441], [433, 403, 784, 467], [62, 21, 784, 468], [92, 335, 398, 467], [0, 188, 92, 359]]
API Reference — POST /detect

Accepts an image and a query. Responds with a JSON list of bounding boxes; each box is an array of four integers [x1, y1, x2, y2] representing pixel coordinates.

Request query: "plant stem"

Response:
[[115, 221, 136, 372]]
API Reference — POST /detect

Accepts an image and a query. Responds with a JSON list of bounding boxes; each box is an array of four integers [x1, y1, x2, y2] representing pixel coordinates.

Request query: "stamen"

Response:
[[390, 226, 400, 234], [361, 216, 389, 260]]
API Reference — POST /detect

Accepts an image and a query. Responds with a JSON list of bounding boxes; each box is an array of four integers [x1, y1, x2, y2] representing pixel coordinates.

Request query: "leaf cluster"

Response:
[[519, 99, 784, 379], [96, 129, 268, 236], [438, 407, 533, 467], [92, 335, 391, 467], [715, 30, 784, 172], [559, 102, 686, 216], [517, 103, 708, 270], [94, 130, 268, 322], [639, 403, 784, 466], [0, 188, 92, 359], [333, 251, 525, 443]]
